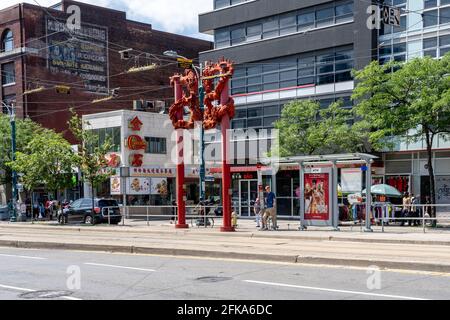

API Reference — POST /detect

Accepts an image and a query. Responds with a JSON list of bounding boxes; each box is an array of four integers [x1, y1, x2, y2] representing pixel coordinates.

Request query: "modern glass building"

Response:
[[199, 0, 450, 216]]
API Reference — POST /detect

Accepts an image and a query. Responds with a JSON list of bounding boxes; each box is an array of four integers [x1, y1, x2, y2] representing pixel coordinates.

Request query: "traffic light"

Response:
[[55, 85, 71, 94]]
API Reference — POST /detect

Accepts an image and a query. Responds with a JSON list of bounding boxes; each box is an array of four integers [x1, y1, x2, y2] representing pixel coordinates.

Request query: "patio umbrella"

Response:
[[362, 184, 402, 198]]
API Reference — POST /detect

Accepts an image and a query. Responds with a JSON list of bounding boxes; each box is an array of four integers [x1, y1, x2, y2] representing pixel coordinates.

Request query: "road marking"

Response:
[[84, 262, 155, 272], [0, 284, 82, 300], [0, 284, 34, 292], [243, 280, 429, 300], [0, 253, 47, 260]]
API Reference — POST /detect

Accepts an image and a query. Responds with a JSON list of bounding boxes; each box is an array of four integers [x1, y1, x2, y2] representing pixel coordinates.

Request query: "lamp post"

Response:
[[2, 102, 17, 222], [163, 51, 206, 202]]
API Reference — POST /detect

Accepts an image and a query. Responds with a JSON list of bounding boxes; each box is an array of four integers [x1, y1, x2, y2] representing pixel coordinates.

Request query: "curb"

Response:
[[1, 224, 450, 246], [0, 239, 449, 273]]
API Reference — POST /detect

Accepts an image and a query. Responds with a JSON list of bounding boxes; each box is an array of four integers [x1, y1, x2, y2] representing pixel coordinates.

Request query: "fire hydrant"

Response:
[[231, 210, 238, 228]]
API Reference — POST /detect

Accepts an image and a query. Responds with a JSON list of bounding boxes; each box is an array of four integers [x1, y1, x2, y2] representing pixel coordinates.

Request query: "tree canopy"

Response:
[[274, 99, 369, 157]]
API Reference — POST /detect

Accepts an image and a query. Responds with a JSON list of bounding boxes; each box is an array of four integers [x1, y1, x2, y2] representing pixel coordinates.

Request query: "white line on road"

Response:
[[84, 262, 155, 272], [243, 280, 429, 300], [0, 284, 34, 292], [0, 284, 82, 300], [0, 253, 47, 260]]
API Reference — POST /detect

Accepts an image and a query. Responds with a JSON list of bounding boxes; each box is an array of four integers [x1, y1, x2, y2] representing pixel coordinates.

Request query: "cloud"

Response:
[[0, 0, 213, 40]]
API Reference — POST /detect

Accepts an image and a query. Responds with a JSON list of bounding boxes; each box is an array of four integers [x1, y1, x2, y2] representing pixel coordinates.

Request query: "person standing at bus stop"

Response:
[[261, 186, 277, 231]]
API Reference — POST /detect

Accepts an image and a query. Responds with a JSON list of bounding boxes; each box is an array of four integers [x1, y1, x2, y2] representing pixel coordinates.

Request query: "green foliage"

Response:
[[8, 129, 78, 193], [68, 109, 112, 190], [274, 99, 368, 157], [352, 55, 450, 211], [352, 56, 450, 148], [0, 115, 43, 185]]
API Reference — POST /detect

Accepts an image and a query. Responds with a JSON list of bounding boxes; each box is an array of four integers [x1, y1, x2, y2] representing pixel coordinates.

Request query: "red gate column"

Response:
[[220, 80, 234, 232], [173, 76, 188, 229]]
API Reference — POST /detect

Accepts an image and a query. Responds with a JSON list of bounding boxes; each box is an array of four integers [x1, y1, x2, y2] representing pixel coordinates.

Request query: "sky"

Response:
[[0, 0, 213, 40]]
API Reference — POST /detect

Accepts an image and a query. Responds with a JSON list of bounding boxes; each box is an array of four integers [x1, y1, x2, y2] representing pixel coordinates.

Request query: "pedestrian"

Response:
[[254, 197, 262, 228], [19, 201, 27, 220], [170, 200, 176, 224], [32, 202, 39, 220], [261, 186, 277, 231], [38, 202, 45, 220], [401, 192, 411, 226]]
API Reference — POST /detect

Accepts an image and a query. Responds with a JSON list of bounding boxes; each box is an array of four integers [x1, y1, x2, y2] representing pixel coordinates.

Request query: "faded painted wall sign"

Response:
[[46, 17, 109, 92]]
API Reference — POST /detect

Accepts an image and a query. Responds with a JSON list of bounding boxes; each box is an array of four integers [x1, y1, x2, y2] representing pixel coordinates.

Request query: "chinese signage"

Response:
[[304, 173, 330, 221], [132, 166, 175, 177], [110, 176, 121, 195], [126, 177, 151, 195], [177, 57, 193, 69], [46, 18, 109, 92], [106, 153, 121, 168], [151, 178, 168, 196], [127, 135, 146, 150], [436, 176, 450, 216], [129, 116, 143, 131]]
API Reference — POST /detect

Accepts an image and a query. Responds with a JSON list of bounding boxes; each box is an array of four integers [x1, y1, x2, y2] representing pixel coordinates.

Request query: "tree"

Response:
[[274, 99, 368, 157], [352, 56, 450, 220], [0, 115, 42, 187], [8, 129, 78, 215], [68, 109, 112, 214]]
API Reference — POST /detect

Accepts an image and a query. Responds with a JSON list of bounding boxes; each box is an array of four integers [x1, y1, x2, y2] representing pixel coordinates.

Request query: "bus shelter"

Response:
[[280, 153, 378, 232]]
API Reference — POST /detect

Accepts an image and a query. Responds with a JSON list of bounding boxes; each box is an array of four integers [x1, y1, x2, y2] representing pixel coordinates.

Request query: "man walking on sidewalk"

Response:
[[261, 186, 277, 231]]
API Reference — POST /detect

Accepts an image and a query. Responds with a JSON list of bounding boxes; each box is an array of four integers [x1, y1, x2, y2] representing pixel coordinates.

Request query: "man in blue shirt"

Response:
[[261, 186, 277, 231]]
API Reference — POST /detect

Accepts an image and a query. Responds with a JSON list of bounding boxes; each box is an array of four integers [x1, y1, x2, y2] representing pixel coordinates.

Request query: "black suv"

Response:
[[58, 198, 122, 225]]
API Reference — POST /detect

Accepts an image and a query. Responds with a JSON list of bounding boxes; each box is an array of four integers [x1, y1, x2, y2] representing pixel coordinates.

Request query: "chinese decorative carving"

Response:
[[168, 58, 235, 131], [169, 69, 203, 129], [130, 154, 144, 167], [202, 58, 235, 130], [129, 116, 143, 131]]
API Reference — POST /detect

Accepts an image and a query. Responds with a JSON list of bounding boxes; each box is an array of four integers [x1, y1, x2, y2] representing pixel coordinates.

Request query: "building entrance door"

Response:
[[239, 180, 258, 217]]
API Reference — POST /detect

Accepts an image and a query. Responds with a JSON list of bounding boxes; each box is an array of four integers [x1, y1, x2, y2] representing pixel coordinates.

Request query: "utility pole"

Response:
[[198, 63, 206, 202], [2, 102, 17, 222]]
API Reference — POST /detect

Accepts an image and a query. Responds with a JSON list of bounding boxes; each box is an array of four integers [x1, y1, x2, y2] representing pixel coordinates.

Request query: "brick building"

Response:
[[0, 0, 212, 142]]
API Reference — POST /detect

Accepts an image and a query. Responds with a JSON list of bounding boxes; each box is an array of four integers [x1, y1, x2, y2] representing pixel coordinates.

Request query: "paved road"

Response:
[[0, 247, 449, 300]]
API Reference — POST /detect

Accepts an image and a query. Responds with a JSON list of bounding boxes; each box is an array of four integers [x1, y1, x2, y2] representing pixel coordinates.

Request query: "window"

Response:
[[280, 12, 297, 35], [316, 7, 334, 27], [90, 127, 121, 152], [215, 28, 230, 49], [246, 22, 262, 42], [440, 7, 450, 25], [335, 2, 353, 23], [230, 27, 245, 45], [145, 137, 167, 154], [1, 30, 13, 52], [297, 11, 315, 31], [1, 62, 15, 86], [424, 0, 437, 9], [423, 10, 438, 27], [262, 16, 279, 39]]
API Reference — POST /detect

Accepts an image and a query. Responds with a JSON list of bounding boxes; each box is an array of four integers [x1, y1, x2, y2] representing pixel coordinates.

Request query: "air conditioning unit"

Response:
[[133, 100, 144, 111], [143, 100, 165, 113]]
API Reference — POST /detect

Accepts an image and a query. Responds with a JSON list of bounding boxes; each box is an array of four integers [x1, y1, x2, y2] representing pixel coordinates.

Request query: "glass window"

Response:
[[246, 22, 262, 41], [1, 30, 13, 52], [247, 118, 262, 127], [424, 0, 437, 9], [248, 107, 263, 117], [1, 62, 15, 85], [264, 105, 279, 116], [298, 76, 315, 86], [440, 46, 450, 57], [232, 119, 247, 129], [316, 7, 334, 27], [145, 137, 167, 154], [423, 10, 438, 27], [231, 27, 245, 45], [440, 35, 450, 47], [335, 2, 353, 23], [235, 108, 247, 119], [215, 28, 230, 48], [263, 73, 279, 83], [280, 12, 297, 35], [262, 16, 279, 38], [440, 7, 450, 25], [263, 116, 278, 127], [297, 11, 315, 31], [335, 71, 352, 82], [318, 74, 335, 85], [423, 37, 437, 49]]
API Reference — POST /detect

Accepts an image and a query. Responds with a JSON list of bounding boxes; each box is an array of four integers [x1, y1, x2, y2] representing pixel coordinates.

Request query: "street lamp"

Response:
[[1, 101, 18, 222], [164, 50, 206, 202]]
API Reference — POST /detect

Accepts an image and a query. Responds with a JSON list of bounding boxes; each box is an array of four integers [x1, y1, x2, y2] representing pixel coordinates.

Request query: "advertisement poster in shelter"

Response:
[[304, 173, 330, 221]]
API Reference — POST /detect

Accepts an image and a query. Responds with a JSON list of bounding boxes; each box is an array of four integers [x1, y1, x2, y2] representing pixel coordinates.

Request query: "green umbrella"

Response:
[[362, 184, 403, 198]]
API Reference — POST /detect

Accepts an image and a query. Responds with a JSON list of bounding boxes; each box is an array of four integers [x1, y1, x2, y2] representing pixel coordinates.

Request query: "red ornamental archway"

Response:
[[169, 58, 235, 232]]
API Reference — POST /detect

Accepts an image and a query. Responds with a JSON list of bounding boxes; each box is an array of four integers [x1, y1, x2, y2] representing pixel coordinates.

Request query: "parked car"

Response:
[[57, 198, 122, 225], [0, 205, 9, 221]]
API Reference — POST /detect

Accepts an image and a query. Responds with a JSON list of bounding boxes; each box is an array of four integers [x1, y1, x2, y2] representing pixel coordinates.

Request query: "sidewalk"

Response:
[[0, 219, 450, 273]]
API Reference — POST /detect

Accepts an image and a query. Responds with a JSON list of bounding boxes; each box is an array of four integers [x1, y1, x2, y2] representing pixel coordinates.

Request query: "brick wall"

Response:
[[0, 0, 212, 143]]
